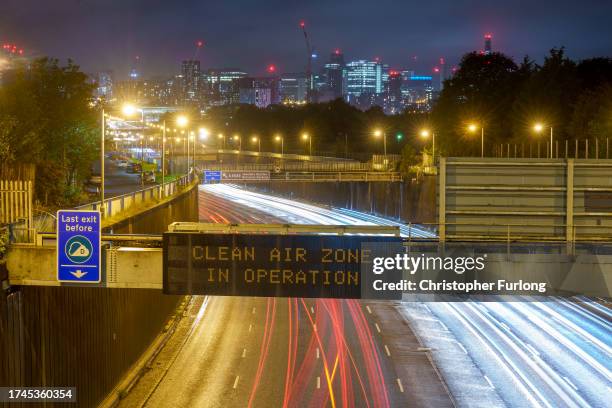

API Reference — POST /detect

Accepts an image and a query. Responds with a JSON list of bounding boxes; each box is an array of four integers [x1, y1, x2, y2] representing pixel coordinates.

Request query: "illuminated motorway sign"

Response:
[[163, 232, 401, 298]]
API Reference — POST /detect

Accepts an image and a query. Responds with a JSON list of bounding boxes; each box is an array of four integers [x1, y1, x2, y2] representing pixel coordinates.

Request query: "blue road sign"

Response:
[[204, 170, 222, 183], [57, 210, 101, 283]]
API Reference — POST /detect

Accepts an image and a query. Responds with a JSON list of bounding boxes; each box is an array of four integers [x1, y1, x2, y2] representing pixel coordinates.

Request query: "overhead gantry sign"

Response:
[[163, 223, 402, 298]]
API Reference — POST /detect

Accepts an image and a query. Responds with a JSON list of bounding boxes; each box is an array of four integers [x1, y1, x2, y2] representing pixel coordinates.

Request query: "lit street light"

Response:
[[302, 133, 312, 156], [373, 129, 387, 169], [467, 123, 484, 158], [176, 115, 189, 174], [233, 134, 242, 151], [274, 134, 284, 156], [420, 129, 435, 161], [533, 122, 553, 158], [251, 136, 261, 153], [218, 133, 225, 149]]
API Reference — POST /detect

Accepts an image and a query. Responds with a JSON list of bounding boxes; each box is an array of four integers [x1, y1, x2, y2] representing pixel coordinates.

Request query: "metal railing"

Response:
[[76, 174, 192, 219], [200, 161, 374, 172], [270, 172, 402, 182]]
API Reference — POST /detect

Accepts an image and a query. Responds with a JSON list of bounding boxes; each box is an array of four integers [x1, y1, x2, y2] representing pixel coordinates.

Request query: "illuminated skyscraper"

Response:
[[484, 34, 493, 55], [324, 49, 345, 99], [181, 60, 201, 105]]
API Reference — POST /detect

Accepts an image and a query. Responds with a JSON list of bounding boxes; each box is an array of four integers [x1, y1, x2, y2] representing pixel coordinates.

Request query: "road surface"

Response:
[[119, 186, 452, 408]]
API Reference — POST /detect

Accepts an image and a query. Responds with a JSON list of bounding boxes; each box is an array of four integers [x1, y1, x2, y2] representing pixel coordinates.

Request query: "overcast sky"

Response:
[[2, 0, 611, 78]]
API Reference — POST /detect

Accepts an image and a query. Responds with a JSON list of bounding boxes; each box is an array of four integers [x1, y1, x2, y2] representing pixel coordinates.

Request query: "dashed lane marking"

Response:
[[316, 376, 321, 389], [396, 378, 404, 393], [366, 305, 372, 314], [375, 323, 381, 333], [384, 345, 391, 357], [233, 376, 240, 389], [242, 348, 247, 358]]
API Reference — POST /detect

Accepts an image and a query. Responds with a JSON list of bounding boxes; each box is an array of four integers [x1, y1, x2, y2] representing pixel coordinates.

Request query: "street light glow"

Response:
[[373, 129, 382, 138], [275, 135, 282, 142], [302, 133, 309, 140], [176, 115, 189, 127], [251, 136, 258, 142], [198, 127, 210, 140], [122, 103, 137, 117], [467, 123, 478, 133], [420, 129, 430, 138], [533, 123, 544, 133]]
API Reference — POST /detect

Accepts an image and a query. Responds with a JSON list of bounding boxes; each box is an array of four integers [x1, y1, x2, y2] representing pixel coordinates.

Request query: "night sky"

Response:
[[2, 0, 611, 78]]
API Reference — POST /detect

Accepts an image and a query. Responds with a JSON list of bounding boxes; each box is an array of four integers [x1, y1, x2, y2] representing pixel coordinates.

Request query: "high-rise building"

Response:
[[383, 70, 403, 114], [181, 60, 201, 105], [94, 71, 113, 100], [280, 73, 308, 103], [484, 34, 492, 55], [343, 59, 384, 108], [324, 49, 345, 99], [205, 68, 248, 106], [239, 77, 278, 108]]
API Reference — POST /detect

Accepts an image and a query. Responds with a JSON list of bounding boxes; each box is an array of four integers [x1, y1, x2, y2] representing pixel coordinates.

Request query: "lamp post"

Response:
[[176, 115, 189, 174], [373, 129, 387, 169], [162, 121, 166, 197], [251, 136, 261, 153], [233, 134, 242, 151], [420, 129, 435, 162], [274, 134, 284, 156], [100, 109, 105, 214], [218, 133, 225, 149], [533, 123, 553, 158], [467, 123, 484, 157], [302, 133, 312, 156]]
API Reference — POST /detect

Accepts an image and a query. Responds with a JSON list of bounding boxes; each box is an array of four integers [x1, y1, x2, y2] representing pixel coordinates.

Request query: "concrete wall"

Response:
[[251, 177, 437, 225], [0, 187, 199, 407]]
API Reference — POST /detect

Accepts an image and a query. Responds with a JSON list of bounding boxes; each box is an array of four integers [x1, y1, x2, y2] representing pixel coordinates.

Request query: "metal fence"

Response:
[[76, 174, 191, 219], [0, 180, 33, 228], [201, 161, 373, 172]]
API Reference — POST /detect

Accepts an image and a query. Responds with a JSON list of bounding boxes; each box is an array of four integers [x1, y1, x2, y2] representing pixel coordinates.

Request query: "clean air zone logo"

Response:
[[64, 235, 93, 264]]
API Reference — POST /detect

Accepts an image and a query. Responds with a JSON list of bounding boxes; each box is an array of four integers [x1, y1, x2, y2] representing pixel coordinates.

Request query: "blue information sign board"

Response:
[[57, 210, 101, 283], [204, 170, 222, 183]]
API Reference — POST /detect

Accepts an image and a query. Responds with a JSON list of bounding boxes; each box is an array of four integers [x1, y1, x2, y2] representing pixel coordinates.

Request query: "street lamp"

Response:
[[251, 136, 261, 153], [533, 122, 553, 158], [233, 134, 242, 151], [373, 129, 387, 169], [302, 133, 312, 156], [420, 129, 435, 161], [467, 123, 484, 158], [274, 134, 284, 156], [218, 133, 225, 149], [176, 115, 189, 174]]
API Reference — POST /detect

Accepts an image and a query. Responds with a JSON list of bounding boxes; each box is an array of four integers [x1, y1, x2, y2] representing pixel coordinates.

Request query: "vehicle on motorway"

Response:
[[116, 160, 128, 168], [127, 163, 142, 173], [89, 174, 102, 185], [140, 170, 156, 183]]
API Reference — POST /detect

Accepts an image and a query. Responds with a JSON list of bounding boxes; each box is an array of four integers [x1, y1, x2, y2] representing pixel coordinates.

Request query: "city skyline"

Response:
[[2, 0, 612, 78]]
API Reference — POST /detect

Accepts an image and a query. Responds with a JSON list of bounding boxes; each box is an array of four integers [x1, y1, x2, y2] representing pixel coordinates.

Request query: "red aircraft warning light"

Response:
[[267, 64, 276, 73], [196, 40, 204, 47], [299, 20, 305, 28]]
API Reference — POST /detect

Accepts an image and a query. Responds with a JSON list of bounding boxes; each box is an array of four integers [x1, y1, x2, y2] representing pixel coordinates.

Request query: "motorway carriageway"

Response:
[[197, 185, 611, 408], [121, 184, 610, 408], [119, 185, 452, 408]]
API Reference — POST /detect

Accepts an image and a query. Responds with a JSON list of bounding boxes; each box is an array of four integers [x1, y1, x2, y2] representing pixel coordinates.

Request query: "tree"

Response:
[[0, 58, 98, 205], [399, 144, 419, 176]]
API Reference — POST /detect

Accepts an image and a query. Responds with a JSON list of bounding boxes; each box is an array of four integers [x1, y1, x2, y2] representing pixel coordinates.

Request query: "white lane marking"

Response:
[[484, 375, 495, 389], [384, 345, 391, 357], [233, 376, 240, 389], [252, 307, 256, 314], [242, 348, 247, 358], [311, 306, 315, 314], [396, 378, 404, 393], [438, 321, 448, 331], [366, 305, 372, 314], [248, 324, 252, 333], [313, 324, 317, 332], [316, 348, 320, 359], [375, 323, 381, 333], [316, 376, 321, 389], [457, 342, 468, 354], [563, 376, 578, 391]]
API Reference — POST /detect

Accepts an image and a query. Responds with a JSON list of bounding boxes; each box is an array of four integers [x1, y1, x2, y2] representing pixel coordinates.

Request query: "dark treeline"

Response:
[[205, 48, 612, 159], [205, 100, 428, 159], [432, 48, 612, 157]]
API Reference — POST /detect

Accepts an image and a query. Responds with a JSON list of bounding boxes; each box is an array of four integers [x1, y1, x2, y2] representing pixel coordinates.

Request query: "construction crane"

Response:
[[299, 20, 313, 103]]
